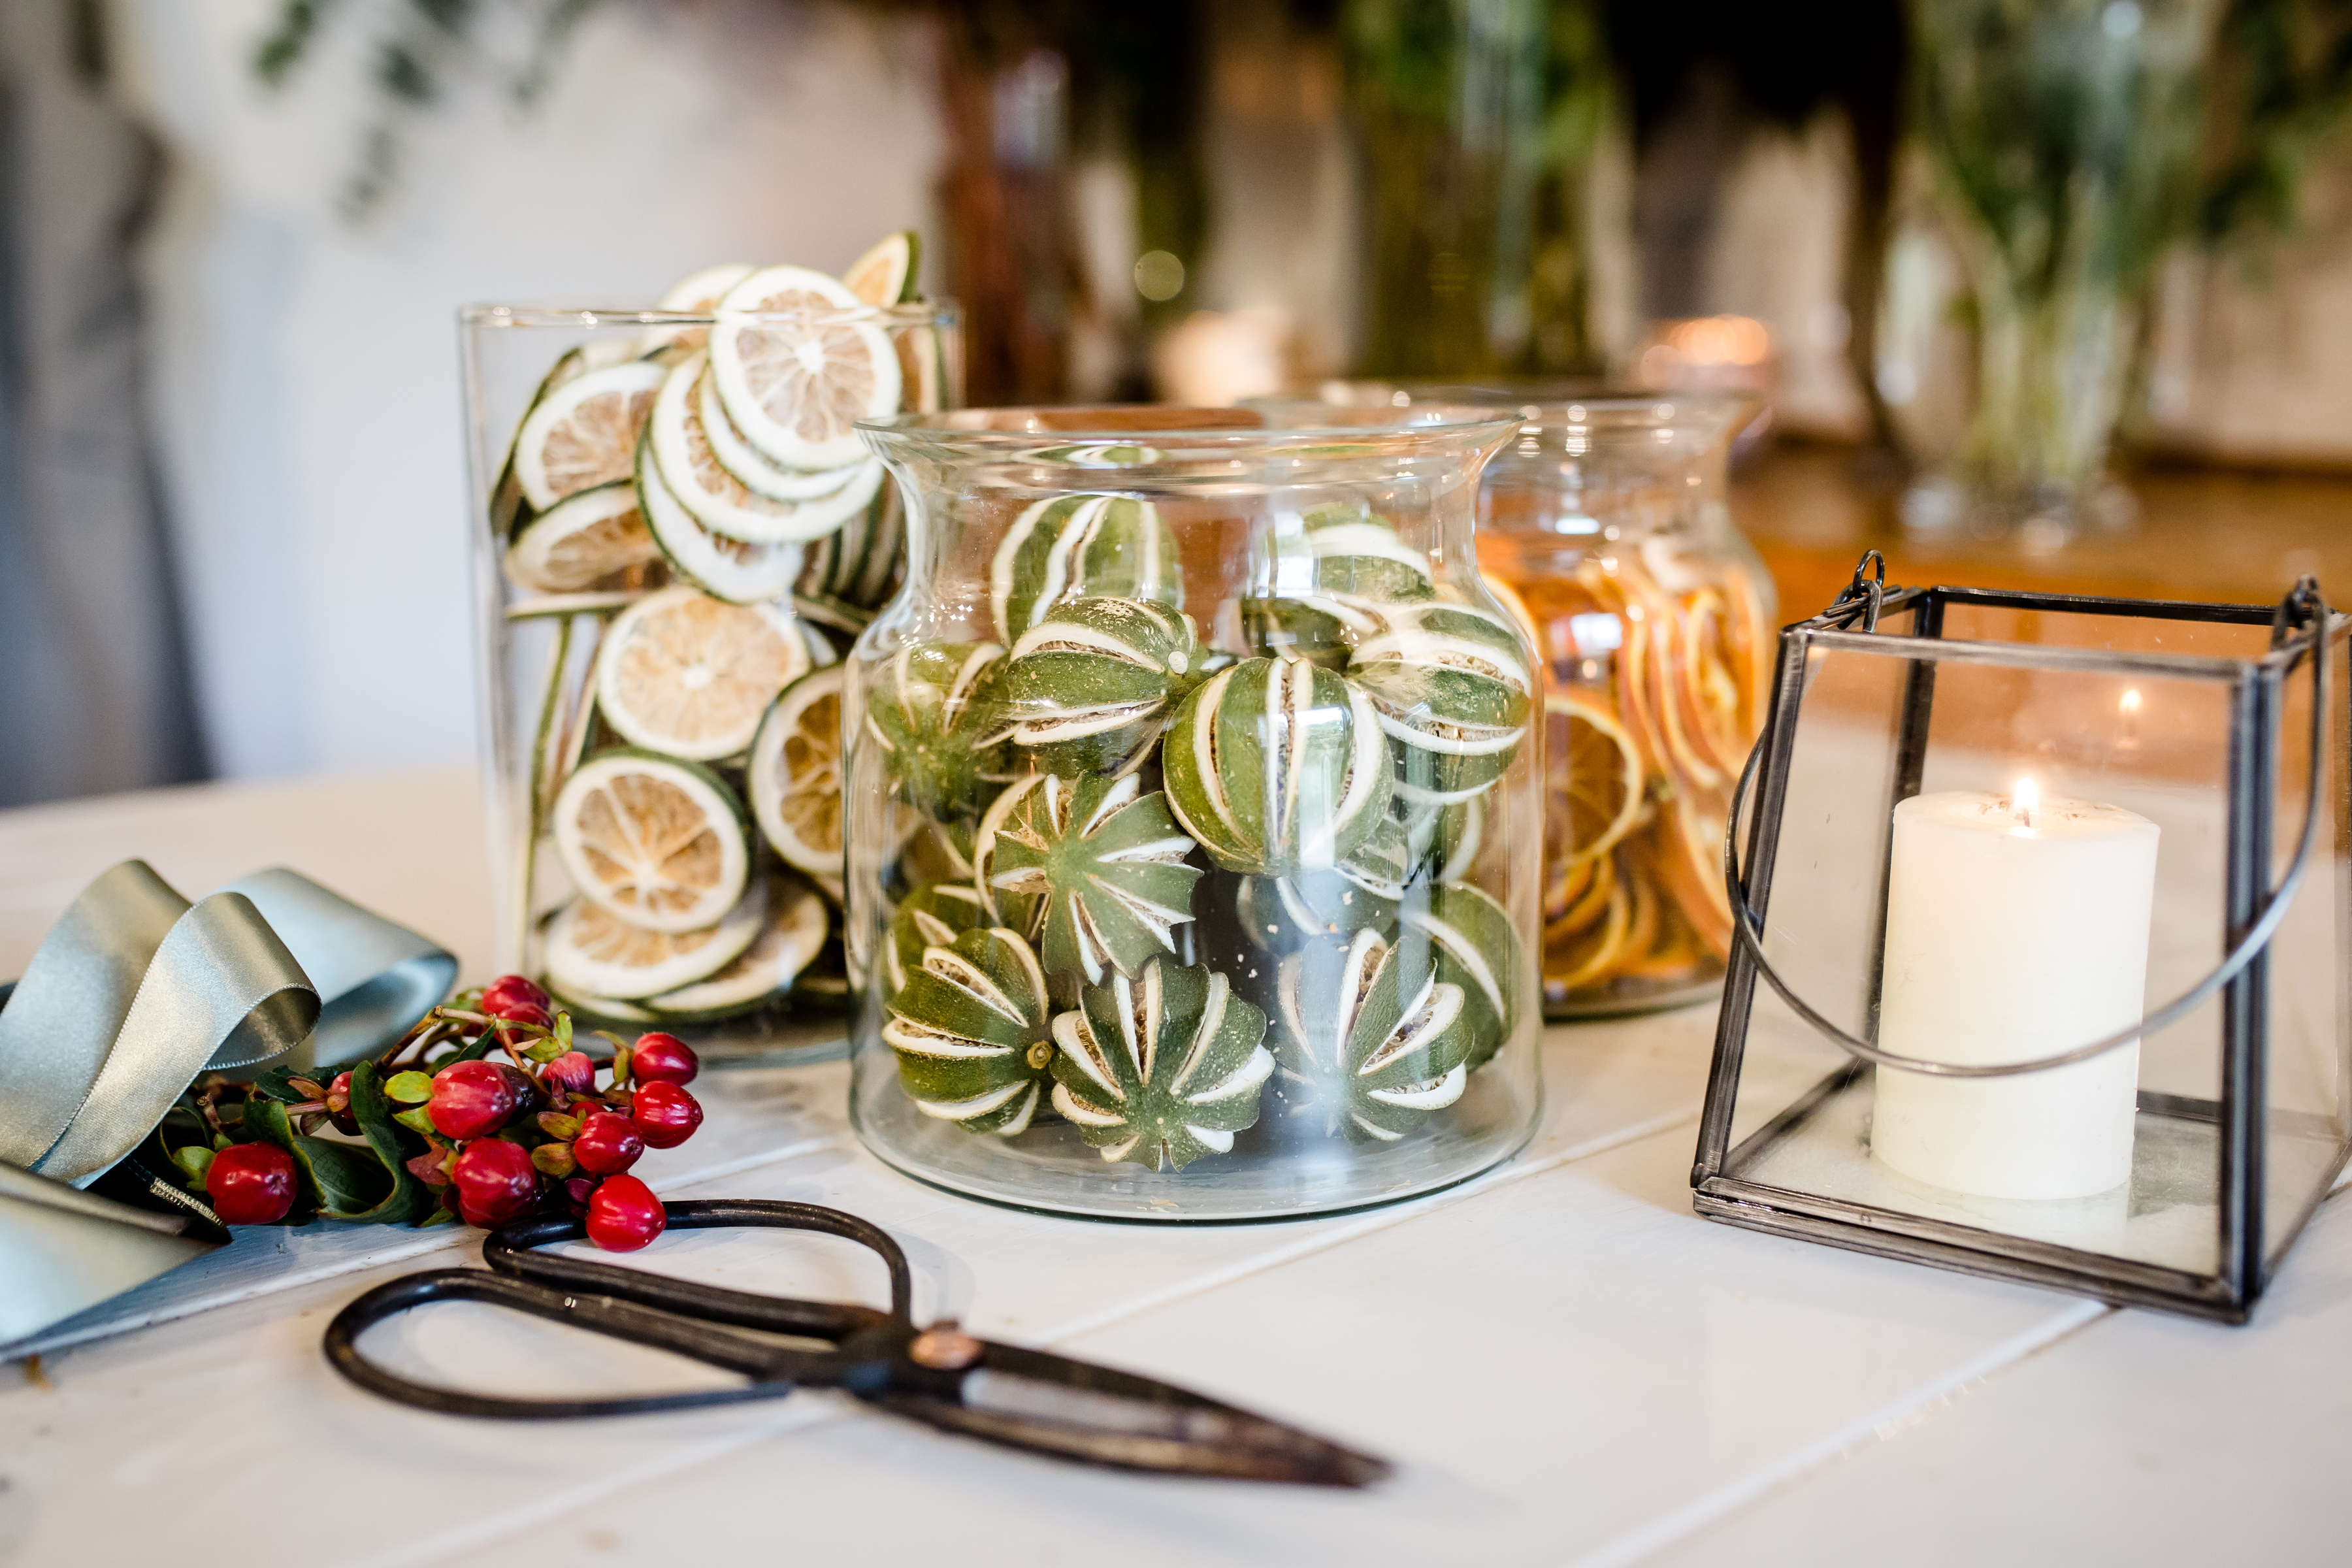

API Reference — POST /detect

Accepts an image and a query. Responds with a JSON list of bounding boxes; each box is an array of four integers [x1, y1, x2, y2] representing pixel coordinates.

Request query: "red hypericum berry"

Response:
[[480, 973, 553, 1030], [629, 1032, 699, 1086], [206, 1142, 299, 1225], [571, 1113, 644, 1175], [429, 1059, 517, 1140], [563, 1175, 598, 1217], [542, 1050, 595, 1096], [629, 1081, 702, 1149], [585, 1175, 665, 1251], [326, 1070, 360, 1135], [451, 1139, 541, 1228]]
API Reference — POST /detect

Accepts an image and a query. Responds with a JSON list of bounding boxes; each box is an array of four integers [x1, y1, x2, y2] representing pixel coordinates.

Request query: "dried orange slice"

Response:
[[1544, 849, 1617, 949], [1545, 693, 1643, 867], [1652, 792, 1735, 960], [1547, 877, 1630, 990], [513, 361, 666, 510]]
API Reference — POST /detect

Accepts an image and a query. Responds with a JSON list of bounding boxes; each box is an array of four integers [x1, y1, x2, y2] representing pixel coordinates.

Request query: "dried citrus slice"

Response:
[[1546, 693, 1643, 866], [638, 261, 757, 359], [842, 231, 921, 306], [644, 873, 831, 1019], [636, 434, 805, 604], [553, 750, 751, 934], [594, 585, 810, 761], [1548, 877, 1630, 990], [1652, 792, 1735, 959], [542, 879, 766, 1000], [514, 361, 666, 511], [747, 666, 846, 890], [647, 351, 883, 542], [503, 482, 662, 593], [1545, 850, 1616, 948], [698, 367, 875, 502], [709, 265, 900, 471]]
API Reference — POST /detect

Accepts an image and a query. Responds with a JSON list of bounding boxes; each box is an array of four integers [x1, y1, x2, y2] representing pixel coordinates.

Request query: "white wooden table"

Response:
[[1, 767, 2342, 1567]]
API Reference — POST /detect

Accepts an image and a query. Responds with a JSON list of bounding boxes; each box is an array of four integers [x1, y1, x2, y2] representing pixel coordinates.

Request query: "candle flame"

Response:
[[2119, 687, 2142, 715], [2014, 777, 2039, 829]]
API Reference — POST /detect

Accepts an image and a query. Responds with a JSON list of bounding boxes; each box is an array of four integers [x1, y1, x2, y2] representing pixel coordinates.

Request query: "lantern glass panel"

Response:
[[2260, 634, 2351, 1275]]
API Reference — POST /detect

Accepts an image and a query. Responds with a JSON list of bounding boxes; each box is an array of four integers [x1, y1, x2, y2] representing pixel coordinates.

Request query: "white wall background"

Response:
[[110, 0, 939, 782]]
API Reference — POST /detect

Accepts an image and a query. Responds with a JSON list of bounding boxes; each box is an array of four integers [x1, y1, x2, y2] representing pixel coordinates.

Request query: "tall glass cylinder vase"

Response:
[[844, 406, 1542, 1219], [462, 295, 960, 1064], [1904, 0, 2218, 540], [1344, 0, 1609, 377]]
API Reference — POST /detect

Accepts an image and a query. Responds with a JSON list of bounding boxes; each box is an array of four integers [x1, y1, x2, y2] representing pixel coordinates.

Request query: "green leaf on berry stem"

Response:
[[331, 1061, 439, 1225], [523, 1036, 564, 1064], [384, 1071, 434, 1103]]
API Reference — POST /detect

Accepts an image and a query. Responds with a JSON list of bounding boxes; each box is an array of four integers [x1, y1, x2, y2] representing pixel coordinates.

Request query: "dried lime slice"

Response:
[[647, 350, 883, 543], [709, 265, 900, 471], [594, 585, 810, 761], [504, 482, 662, 593], [514, 361, 666, 511], [698, 366, 875, 502], [636, 430, 805, 603], [842, 231, 921, 306], [644, 873, 830, 1019], [542, 879, 766, 1000], [637, 261, 757, 359], [747, 665, 846, 892], [553, 749, 751, 934]]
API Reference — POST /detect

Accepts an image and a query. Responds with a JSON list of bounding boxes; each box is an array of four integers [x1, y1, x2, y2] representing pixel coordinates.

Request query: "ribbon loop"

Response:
[[0, 861, 455, 1188]]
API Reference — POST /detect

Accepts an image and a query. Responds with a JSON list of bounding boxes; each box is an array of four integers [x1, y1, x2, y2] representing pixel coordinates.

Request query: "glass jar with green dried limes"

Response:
[[845, 406, 1543, 1219]]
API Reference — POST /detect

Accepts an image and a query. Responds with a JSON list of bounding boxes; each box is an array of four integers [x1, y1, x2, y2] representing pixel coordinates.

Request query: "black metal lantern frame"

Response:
[[1692, 554, 2350, 1323]]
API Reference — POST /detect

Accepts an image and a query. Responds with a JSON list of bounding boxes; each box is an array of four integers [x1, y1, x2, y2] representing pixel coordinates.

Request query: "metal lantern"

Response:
[[1693, 554, 2347, 1323]]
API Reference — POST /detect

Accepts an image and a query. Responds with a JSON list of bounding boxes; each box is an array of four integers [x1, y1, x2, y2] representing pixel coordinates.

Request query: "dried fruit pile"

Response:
[[165, 976, 704, 1250], [870, 493, 1533, 1169], [492, 236, 941, 1022], [1480, 544, 1772, 1009]]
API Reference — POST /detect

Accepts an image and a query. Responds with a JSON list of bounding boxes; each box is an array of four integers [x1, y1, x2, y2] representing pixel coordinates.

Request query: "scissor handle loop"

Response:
[[485, 1198, 913, 1333], [1723, 576, 2332, 1080], [323, 1200, 918, 1421]]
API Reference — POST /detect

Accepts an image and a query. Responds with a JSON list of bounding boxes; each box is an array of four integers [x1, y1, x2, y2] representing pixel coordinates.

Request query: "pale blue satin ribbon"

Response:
[[0, 860, 456, 1188]]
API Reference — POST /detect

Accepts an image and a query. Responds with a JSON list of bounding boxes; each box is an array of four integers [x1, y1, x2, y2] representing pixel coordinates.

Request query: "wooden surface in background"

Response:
[[1735, 445, 2352, 621]]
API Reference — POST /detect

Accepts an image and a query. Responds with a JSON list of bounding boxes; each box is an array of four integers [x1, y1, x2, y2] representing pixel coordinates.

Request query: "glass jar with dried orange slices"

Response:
[[1258, 389, 1771, 1015], [462, 239, 960, 1061]]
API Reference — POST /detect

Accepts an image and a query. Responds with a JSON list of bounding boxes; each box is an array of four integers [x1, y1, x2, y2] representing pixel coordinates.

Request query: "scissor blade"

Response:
[[878, 1343, 1390, 1488]]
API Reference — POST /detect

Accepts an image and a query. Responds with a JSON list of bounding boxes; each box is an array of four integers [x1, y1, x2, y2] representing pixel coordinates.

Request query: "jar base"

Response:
[[850, 1055, 1541, 1222], [1545, 973, 1723, 1022]]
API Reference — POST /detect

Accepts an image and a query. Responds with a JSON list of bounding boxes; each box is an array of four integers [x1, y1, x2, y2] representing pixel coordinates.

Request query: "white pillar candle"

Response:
[[1872, 785, 2159, 1200]]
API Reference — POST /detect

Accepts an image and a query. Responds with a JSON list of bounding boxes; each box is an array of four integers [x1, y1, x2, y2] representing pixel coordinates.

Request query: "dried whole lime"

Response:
[[1233, 813, 1411, 952], [990, 493, 1183, 644], [1160, 655, 1393, 877], [1049, 958, 1273, 1171], [1349, 601, 1533, 804], [883, 925, 1056, 1135], [863, 640, 1013, 821], [1270, 927, 1473, 1142], [978, 772, 1202, 985], [996, 596, 1205, 776], [881, 881, 991, 1002], [1396, 880, 1524, 1066]]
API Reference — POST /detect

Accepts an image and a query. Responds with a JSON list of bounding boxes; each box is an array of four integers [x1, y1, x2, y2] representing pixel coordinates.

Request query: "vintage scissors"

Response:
[[325, 1198, 1388, 1487]]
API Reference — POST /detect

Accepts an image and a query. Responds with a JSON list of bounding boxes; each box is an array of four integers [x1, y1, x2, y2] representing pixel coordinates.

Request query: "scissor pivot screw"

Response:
[[909, 1320, 983, 1370]]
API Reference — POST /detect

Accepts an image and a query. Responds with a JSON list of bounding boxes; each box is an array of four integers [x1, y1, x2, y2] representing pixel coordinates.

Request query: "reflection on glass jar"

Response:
[[844, 406, 1543, 1220], [1263, 387, 1772, 1016]]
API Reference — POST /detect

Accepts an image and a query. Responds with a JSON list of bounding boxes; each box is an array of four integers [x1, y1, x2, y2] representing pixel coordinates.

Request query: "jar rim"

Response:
[[1252, 381, 1763, 439], [459, 299, 958, 329], [855, 404, 1521, 472]]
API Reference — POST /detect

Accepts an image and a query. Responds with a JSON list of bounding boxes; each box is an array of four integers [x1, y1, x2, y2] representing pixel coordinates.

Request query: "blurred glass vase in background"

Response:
[[1344, 0, 1609, 378], [1906, 0, 2220, 542]]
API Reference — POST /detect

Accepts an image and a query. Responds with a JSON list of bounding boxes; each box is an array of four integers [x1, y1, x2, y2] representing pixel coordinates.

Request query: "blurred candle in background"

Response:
[[1872, 783, 2159, 1201]]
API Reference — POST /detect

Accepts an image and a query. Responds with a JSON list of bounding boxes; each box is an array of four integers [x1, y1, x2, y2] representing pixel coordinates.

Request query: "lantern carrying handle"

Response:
[[1722, 574, 2332, 1080]]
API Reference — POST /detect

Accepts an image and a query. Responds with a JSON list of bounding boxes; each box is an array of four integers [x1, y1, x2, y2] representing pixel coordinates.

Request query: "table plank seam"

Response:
[[1563, 1298, 2117, 1568]]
